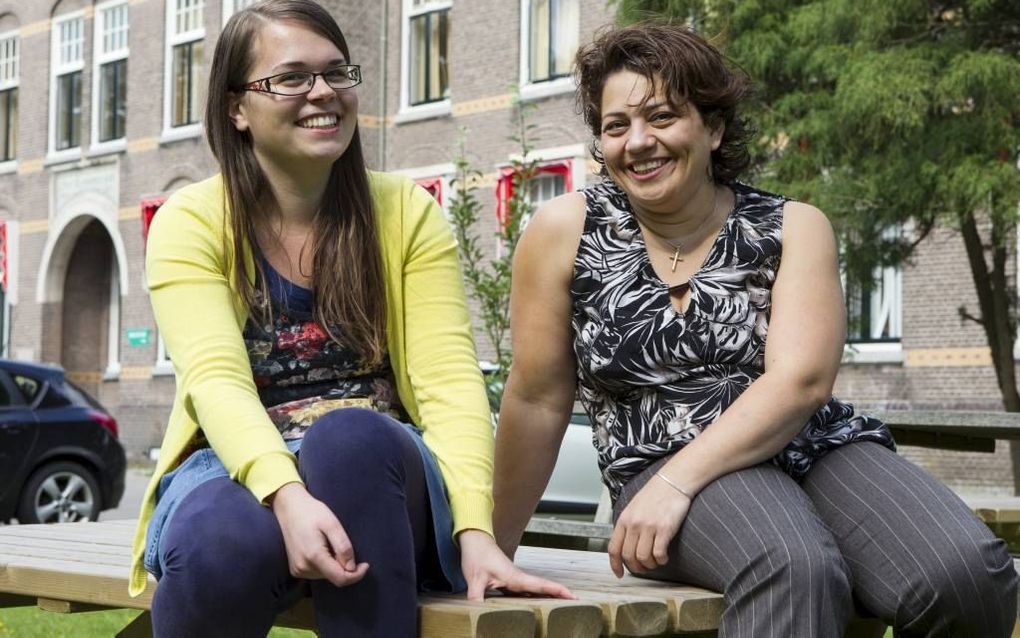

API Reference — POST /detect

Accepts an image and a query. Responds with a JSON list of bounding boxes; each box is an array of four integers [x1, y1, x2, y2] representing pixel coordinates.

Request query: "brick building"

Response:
[[0, 0, 1012, 494]]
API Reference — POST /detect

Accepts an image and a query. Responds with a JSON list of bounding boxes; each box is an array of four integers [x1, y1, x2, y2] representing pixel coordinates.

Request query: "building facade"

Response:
[[0, 0, 1012, 494]]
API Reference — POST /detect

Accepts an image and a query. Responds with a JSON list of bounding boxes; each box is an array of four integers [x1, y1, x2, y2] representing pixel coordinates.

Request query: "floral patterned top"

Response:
[[571, 180, 895, 501], [243, 259, 407, 440]]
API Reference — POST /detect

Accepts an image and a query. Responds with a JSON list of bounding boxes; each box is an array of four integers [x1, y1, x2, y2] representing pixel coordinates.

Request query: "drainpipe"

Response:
[[378, 0, 389, 170]]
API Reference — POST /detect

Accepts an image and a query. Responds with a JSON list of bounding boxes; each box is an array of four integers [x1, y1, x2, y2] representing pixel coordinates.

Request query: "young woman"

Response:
[[493, 23, 1017, 636], [128, 1, 569, 635]]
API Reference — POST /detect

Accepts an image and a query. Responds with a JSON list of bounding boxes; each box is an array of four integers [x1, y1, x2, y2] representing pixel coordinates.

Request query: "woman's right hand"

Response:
[[269, 482, 369, 587]]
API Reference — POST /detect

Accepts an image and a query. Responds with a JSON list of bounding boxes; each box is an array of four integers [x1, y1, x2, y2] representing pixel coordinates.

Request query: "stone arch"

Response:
[[50, 0, 88, 18], [36, 200, 129, 304], [0, 9, 21, 32]]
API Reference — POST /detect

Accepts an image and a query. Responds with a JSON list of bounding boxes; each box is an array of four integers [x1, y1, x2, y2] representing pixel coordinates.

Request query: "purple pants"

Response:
[[150, 409, 435, 637]]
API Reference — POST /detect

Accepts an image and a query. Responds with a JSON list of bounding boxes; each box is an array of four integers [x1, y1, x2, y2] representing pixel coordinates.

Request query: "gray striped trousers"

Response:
[[615, 442, 1018, 637]]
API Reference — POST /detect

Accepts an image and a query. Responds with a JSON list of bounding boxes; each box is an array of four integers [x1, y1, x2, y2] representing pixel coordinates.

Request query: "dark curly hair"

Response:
[[575, 23, 755, 184]]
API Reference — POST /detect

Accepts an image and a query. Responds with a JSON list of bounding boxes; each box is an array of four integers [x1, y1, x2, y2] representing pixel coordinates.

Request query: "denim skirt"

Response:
[[142, 420, 467, 593]]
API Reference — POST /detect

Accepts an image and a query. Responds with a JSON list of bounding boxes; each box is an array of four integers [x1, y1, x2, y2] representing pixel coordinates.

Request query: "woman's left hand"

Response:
[[458, 529, 576, 601], [608, 476, 691, 578]]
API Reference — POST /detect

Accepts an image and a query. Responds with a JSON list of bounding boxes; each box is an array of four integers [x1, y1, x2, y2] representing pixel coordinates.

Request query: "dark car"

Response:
[[0, 359, 126, 524]]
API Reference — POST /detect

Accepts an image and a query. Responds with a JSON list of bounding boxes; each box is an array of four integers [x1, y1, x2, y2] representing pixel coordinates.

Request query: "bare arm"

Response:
[[611, 201, 848, 575], [493, 192, 586, 558]]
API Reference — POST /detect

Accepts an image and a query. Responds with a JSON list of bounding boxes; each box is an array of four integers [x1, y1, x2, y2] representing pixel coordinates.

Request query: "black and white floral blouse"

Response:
[[571, 180, 895, 501]]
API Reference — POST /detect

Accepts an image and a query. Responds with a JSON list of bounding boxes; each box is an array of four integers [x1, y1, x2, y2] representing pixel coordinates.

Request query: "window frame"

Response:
[[0, 29, 19, 168], [48, 11, 86, 161], [162, 0, 205, 141], [518, 0, 578, 101], [221, 0, 257, 25], [842, 226, 904, 364], [398, 0, 452, 122], [494, 144, 587, 256], [91, 0, 129, 153]]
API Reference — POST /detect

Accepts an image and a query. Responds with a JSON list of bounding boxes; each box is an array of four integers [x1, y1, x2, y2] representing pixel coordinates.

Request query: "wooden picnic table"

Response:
[[872, 409, 1020, 453]]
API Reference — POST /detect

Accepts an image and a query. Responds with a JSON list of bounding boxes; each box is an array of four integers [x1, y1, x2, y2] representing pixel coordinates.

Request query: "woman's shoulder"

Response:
[[148, 174, 227, 240]]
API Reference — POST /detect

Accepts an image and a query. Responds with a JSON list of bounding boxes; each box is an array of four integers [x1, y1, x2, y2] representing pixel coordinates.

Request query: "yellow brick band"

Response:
[[904, 347, 992, 367]]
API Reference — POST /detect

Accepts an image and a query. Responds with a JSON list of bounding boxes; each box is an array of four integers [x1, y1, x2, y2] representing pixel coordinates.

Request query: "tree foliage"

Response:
[[613, 0, 1020, 410]]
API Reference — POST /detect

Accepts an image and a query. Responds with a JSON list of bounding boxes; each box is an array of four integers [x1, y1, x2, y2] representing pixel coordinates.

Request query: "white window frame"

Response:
[[0, 29, 18, 172], [91, 0, 129, 155], [397, 0, 452, 123], [162, 0, 205, 142], [153, 333, 173, 375], [48, 11, 86, 162], [221, 0, 257, 24], [842, 226, 904, 364], [518, 0, 578, 101]]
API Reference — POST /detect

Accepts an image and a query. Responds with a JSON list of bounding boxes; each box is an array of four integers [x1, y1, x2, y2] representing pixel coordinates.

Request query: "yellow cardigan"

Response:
[[129, 172, 494, 596]]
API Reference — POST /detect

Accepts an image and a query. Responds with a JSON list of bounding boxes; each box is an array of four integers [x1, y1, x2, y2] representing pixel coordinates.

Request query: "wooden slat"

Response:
[[419, 601, 536, 638], [37, 597, 112, 614], [423, 596, 603, 638]]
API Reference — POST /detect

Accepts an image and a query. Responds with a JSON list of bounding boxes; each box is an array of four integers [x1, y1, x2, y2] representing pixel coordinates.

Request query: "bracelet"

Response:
[[655, 471, 693, 500]]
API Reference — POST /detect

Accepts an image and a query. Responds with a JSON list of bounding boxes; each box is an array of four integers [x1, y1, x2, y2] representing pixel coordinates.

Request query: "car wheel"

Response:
[[16, 461, 102, 524]]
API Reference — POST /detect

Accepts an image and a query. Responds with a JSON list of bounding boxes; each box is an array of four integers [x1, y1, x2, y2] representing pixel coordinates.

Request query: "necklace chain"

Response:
[[638, 191, 720, 273]]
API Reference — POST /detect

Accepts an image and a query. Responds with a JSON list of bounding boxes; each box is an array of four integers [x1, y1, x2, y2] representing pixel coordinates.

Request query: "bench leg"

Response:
[[116, 610, 153, 638]]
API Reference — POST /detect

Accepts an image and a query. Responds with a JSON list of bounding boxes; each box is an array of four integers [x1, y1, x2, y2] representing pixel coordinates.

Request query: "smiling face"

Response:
[[599, 70, 723, 217], [229, 19, 359, 173]]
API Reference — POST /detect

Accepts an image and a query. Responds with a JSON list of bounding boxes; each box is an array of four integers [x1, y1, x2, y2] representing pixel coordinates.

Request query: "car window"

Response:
[[0, 380, 10, 407], [61, 380, 103, 410], [12, 375, 41, 404], [37, 386, 71, 409]]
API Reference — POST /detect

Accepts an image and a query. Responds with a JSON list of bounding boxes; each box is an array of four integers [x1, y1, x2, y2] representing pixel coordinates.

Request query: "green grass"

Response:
[[0, 606, 313, 637]]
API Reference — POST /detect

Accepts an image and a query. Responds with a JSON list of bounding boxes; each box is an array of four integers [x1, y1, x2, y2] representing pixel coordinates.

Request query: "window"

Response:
[[0, 31, 17, 163], [842, 226, 902, 365], [845, 265, 902, 343], [403, 0, 450, 108], [164, 0, 205, 133], [12, 374, 40, 404], [50, 13, 85, 153], [416, 177, 445, 205], [521, 0, 578, 86], [222, 0, 257, 23], [496, 158, 575, 229], [93, 1, 129, 145], [0, 220, 15, 357]]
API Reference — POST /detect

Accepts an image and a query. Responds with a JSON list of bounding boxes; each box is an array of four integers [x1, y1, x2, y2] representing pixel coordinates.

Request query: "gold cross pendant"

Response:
[[670, 247, 683, 272]]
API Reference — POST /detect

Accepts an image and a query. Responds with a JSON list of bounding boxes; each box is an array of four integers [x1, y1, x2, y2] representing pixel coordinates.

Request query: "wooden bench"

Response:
[[0, 519, 723, 637], [3, 411, 1019, 636]]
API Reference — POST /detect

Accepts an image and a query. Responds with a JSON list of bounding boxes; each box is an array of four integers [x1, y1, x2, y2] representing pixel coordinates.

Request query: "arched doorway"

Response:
[[59, 219, 118, 397]]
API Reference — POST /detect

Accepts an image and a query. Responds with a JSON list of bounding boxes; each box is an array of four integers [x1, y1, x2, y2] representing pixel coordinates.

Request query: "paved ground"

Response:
[[101, 467, 151, 521]]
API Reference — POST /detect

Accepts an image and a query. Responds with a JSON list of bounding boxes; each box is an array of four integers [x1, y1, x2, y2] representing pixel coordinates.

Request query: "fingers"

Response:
[[634, 528, 658, 572], [607, 525, 625, 578], [619, 522, 641, 573], [467, 574, 498, 602], [652, 526, 671, 567], [324, 521, 357, 572], [506, 571, 576, 599]]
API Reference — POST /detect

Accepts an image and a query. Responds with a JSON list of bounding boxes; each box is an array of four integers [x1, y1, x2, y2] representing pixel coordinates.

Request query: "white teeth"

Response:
[[632, 159, 667, 173], [297, 114, 338, 129]]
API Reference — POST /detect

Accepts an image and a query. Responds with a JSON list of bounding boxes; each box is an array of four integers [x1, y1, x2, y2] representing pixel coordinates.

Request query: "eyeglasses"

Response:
[[240, 64, 362, 96]]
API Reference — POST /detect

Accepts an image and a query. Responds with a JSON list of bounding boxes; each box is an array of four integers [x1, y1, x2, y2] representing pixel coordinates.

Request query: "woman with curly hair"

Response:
[[493, 23, 1016, 636]]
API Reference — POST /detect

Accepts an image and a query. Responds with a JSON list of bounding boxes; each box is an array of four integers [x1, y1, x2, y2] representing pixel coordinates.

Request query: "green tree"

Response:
[[613, 0, 1020, 482], [448, 95, 540, 412]]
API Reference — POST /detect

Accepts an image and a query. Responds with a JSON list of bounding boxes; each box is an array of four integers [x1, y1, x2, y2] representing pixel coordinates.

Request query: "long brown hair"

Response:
[[205, 0, 386, 364]]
